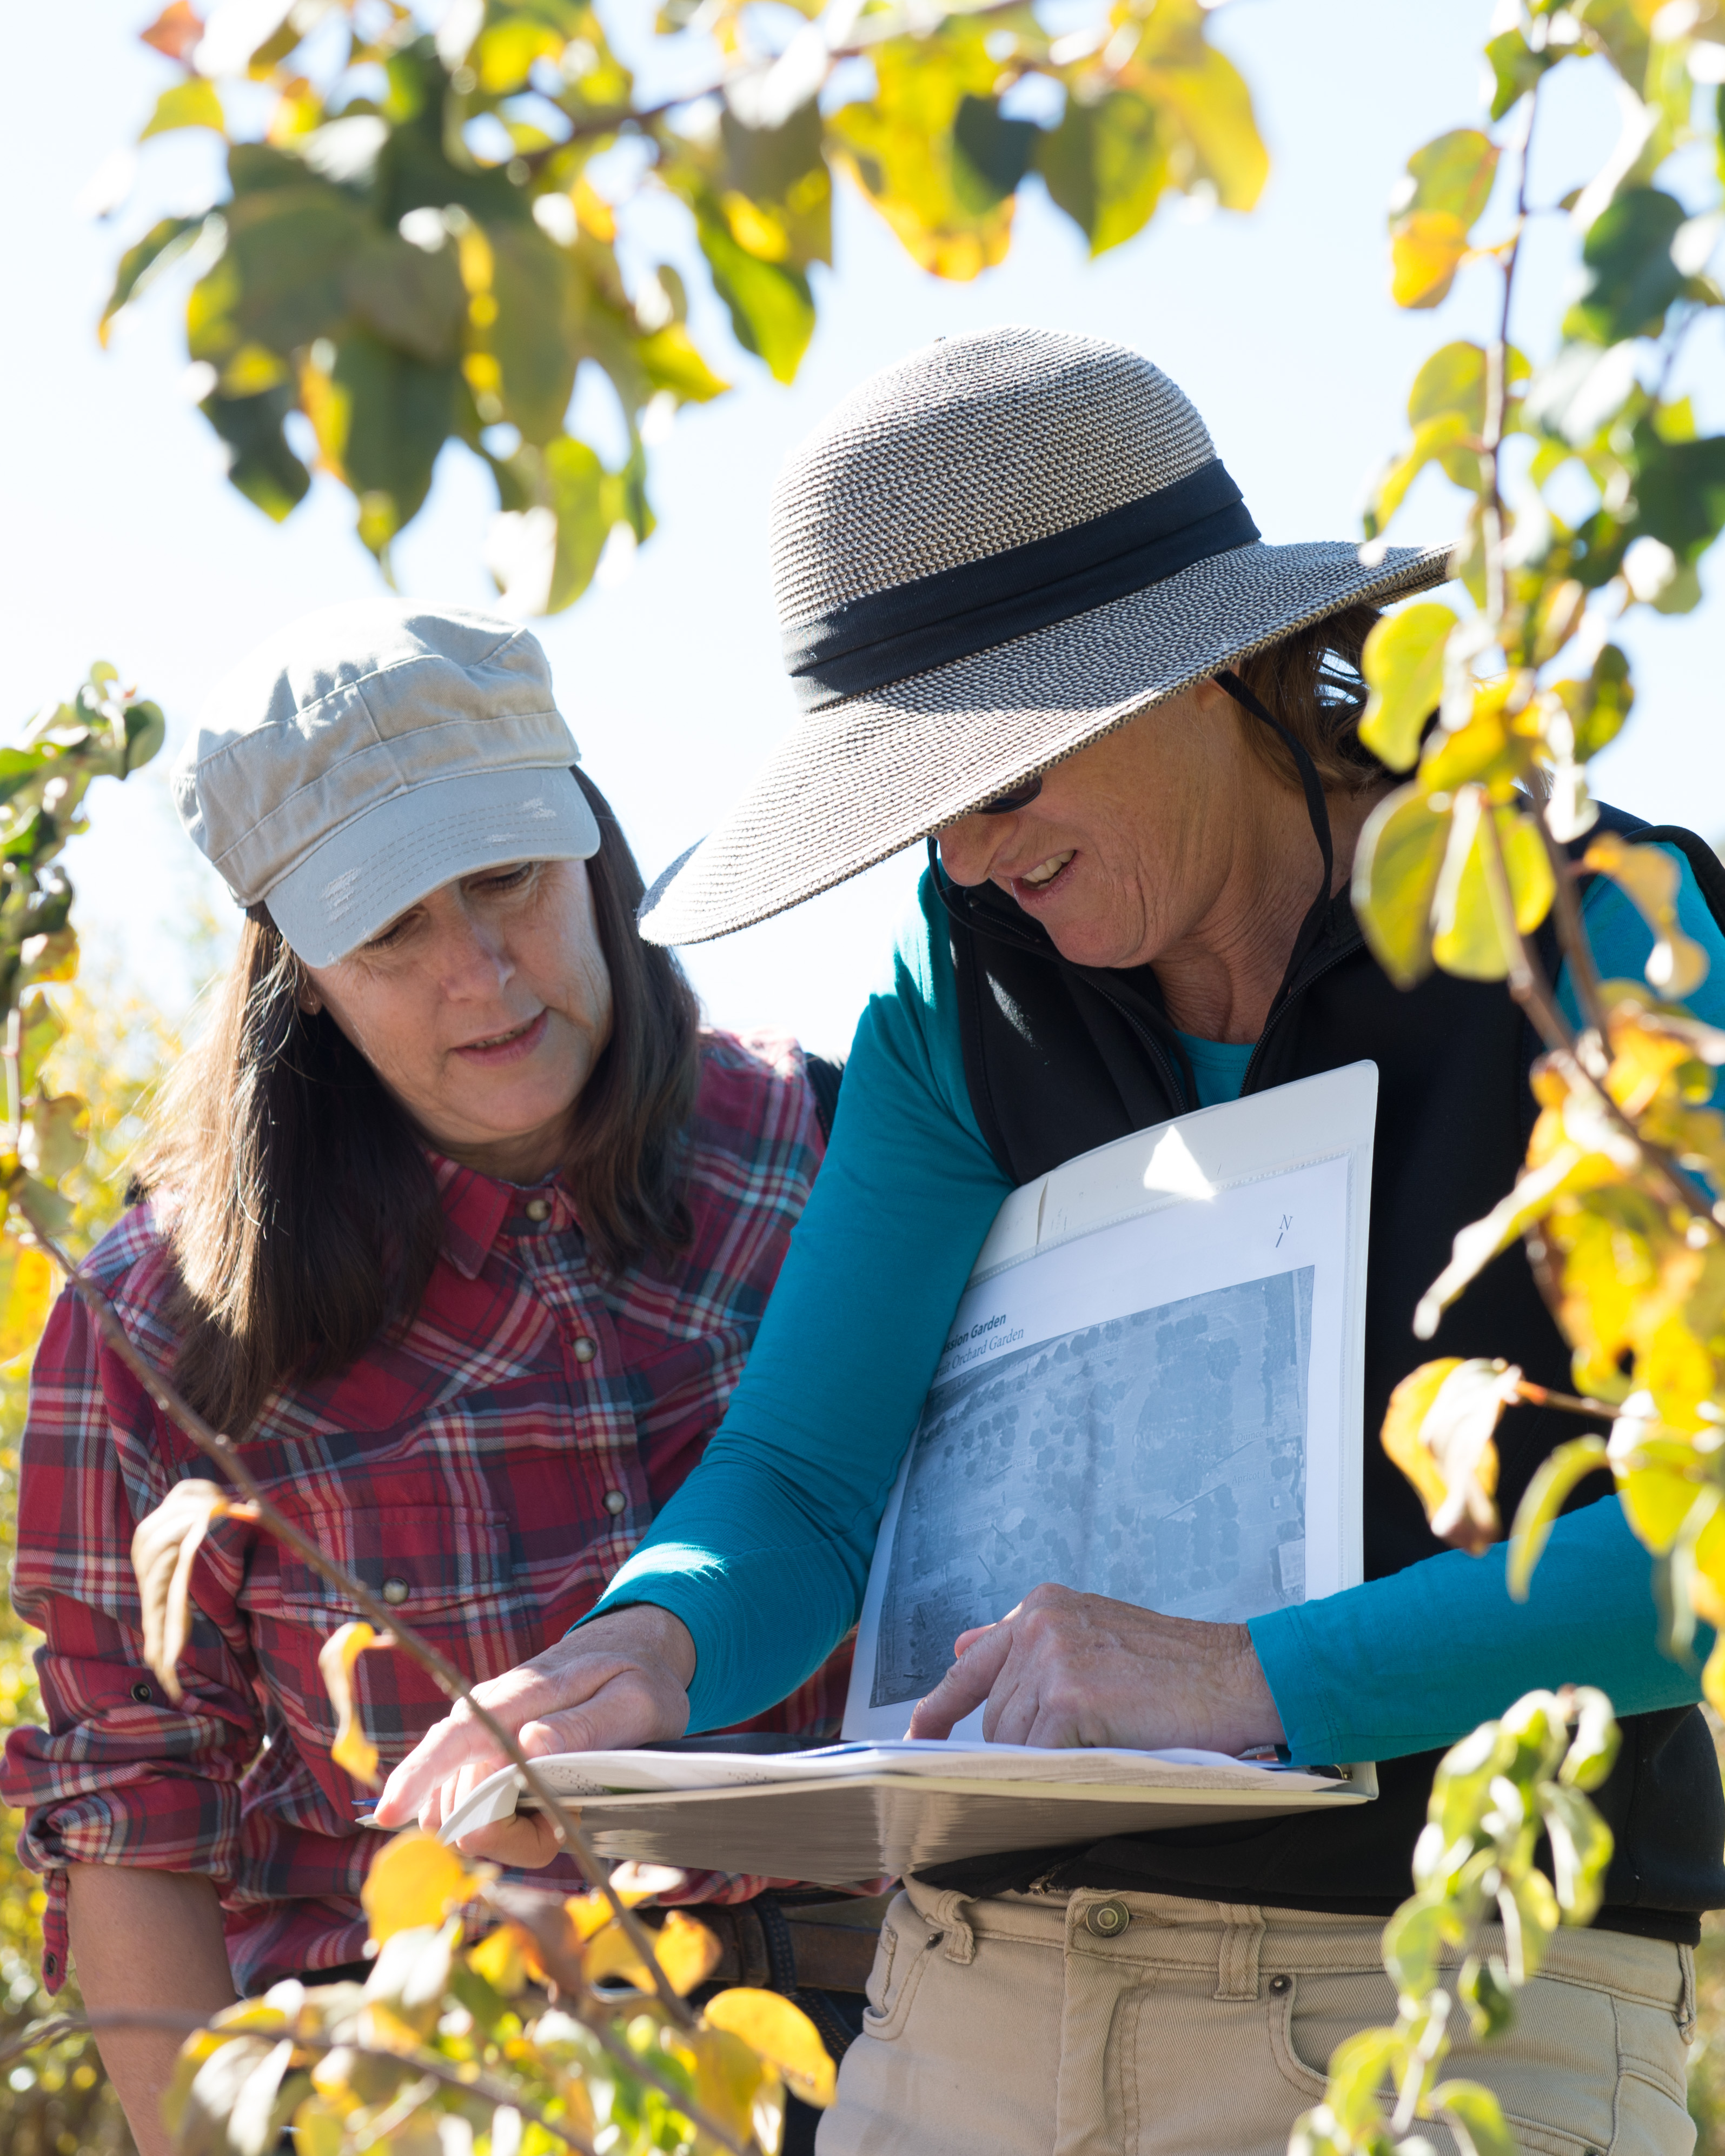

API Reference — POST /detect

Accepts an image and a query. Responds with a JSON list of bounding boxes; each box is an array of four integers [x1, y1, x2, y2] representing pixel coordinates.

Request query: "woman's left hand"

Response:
[[905, 1582, 1287, 1754]]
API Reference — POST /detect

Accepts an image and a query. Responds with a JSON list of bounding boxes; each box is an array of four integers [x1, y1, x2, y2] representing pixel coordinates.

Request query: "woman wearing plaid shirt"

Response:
[[1, 602, 848, 2156]]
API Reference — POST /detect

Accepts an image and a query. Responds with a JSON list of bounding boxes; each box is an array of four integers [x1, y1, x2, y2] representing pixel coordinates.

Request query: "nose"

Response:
[[439, 909, 515, 1000], [936, 813, 1006, 888]]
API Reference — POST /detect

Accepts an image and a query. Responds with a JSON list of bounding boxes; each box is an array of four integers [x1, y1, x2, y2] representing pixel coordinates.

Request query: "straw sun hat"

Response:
[[638, 324, 1452, 948]]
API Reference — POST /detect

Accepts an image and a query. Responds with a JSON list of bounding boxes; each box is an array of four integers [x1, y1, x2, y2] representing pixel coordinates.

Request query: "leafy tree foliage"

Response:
[[104, 0, 1264, 611], [1, 970, 187, 2156], [1304, 3, 1725, 2150]]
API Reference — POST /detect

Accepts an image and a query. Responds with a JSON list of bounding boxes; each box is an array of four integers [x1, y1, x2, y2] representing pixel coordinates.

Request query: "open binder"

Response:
[[436, 1065, 1382, 1882]]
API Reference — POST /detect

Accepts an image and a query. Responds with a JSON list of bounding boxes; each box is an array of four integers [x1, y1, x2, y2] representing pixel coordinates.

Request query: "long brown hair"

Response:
[[1229, 603, 1385, 794], [137, 770, 701, 1439]]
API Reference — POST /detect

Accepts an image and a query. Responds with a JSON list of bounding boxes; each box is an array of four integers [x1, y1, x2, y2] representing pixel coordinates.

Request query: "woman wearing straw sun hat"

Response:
[[1, 600, 866, 2156], [383, 330, 1725, 2152]]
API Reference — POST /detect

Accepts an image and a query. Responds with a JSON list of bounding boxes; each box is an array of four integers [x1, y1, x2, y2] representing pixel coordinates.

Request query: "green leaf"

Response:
[[1555, 644, 1634, 762], [830, 31, 1015, 280], [488, 223, 581, 444], [124, 697, 168, 773], [1368, 412, 1470, 533], [1130, 38, 1266, 213], [208, 182, 370, 360], [1506, 1436, 1610, 1600], [1429, 796, 1554, 983], [23, 1092, 88, 1182], [637, 324, 728, 405], [1401, 127, 1500, 229], [1359, 603, 1457, 771], [1563, 188, 1689, 345], [1383, 1892, 1464, 1999], [1389, 129, 1499, 309], [1484, 28, 1555, 121], [140, 78, 227, 140], [1352, 784, 1452, 987], [1432, 2079, 1516, 2156], [200, 385, 311, 522], [1538, 1781, 1615, 1924], [343, 233, 466, 367], [1038, 92, 1171, 258], [99, 215, 203, 345], [719, 97, 833, 270], [697, 215, 814, 385], [328, 334, 458, 555], [1561, 1686, 1621, 1793], [1457, 1950, 1516, 2039], [17, 996, 64, 1097], [951, 96, 1038, 215]]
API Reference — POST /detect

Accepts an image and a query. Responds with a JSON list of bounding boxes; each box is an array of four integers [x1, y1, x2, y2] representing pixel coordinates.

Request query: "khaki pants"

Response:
[[818, 1880, 1698, 2156]]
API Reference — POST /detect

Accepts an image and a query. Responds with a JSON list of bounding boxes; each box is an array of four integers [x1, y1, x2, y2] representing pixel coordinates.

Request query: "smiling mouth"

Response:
[[1018, 850, 1075, 890], [454, 1010, 549, 1059]]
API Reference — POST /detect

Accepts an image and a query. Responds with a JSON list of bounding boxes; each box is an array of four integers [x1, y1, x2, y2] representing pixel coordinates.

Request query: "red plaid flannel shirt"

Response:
[[3, 1031, 852, 1996]]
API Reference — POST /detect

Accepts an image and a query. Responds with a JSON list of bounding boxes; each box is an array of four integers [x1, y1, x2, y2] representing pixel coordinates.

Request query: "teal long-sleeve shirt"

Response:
[[593, 845, 1725, 1760]]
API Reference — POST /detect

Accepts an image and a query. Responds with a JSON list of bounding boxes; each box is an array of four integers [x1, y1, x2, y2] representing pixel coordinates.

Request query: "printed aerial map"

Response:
[[871, 1266, 1315, 1708]]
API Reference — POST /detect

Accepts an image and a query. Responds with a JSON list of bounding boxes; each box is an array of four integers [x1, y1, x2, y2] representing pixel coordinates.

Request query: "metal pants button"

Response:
[[1085, 1900, 1131, 1938]]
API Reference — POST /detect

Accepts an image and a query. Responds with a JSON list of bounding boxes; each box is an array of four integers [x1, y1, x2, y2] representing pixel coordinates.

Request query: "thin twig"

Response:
[[1, 2009, 599, 2156], [1479, 82, 1540, 631], [21, 1212, 696, 2035], [512, 0, 1077, 162], [1536, 820, 1610, 1041], [1514, 1378, 1619, 1420]]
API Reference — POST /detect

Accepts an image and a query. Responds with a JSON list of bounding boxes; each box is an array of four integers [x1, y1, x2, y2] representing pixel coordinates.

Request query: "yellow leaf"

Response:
[[688, 2025, 772, 2147], [1351, 783, 1451, 988], [1390, 211, 1470, 308], [1381, 1357, 1514, 1554], [361, 1831, 474, 1946], [659, 1910, 722, 1995], [1584, 833, 1710, 999], [130, 1478, 254, 1701], [704, 1988, 837, 2108], [1429, 796, 1550, 981], [1703, 1633, 1725, 1718], [1360, 603, 1458, 771], [467, 1921, 533, 1994], [141, 78, 227, 140], [319, 1620, 383, 1787], [581, 1909, 715, 1995], [0, 1233, 55, 1363]]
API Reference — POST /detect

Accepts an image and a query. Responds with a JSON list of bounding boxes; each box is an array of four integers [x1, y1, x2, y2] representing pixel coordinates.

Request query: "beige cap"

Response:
[[173, 600, 601, 966]]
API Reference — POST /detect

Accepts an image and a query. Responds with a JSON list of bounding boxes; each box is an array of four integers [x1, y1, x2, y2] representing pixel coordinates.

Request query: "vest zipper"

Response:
[[1239, 931, 1364, 1097]]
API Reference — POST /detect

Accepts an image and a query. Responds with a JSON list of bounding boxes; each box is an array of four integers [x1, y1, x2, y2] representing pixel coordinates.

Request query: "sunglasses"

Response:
[[976, 773, 1044, 816]]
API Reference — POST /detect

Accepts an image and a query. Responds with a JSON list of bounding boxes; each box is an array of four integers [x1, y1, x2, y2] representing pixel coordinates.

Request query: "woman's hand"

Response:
[[905, 1583, 1287, 1754], [374, 1604, 696, 1865]]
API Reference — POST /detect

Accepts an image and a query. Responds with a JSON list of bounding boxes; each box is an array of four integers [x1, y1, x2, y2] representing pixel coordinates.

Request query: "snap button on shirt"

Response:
[[1085, 1900, 1131, 1938], [523, 1197, 552, 1222], [603, 1490, 628, 1516], [572, 1335, 597, 1363], [381, 1578, 410, 1607]]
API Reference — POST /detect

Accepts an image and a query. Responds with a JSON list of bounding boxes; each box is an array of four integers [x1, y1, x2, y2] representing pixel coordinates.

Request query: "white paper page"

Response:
[[844, 1067, 1375, 1742]]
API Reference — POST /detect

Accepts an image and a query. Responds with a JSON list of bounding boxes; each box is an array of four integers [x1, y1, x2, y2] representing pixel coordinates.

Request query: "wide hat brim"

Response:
[[638, 536, 1452, 947]]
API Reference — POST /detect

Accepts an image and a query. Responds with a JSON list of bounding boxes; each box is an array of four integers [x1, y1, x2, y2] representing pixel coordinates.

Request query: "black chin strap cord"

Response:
[[1213, 668, 1337, 1018]]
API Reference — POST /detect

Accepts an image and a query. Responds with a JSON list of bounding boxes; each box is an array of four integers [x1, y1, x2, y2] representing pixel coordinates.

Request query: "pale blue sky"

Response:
[[2, 1, 1720, 1051]]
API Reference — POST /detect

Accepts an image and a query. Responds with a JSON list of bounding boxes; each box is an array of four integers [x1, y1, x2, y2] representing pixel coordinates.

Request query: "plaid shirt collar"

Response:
[[432, 1154, 575, 1281]]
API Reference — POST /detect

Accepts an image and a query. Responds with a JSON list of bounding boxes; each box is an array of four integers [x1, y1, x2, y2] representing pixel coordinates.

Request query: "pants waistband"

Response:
[[900, 1877, 1690, 2014]]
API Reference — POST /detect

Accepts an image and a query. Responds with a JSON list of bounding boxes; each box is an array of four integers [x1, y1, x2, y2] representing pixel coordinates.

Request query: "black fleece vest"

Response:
[[919, 805, 1725, 1942]]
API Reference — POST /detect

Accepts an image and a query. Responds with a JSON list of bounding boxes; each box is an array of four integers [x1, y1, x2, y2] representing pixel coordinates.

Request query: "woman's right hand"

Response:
[[373, 1604, 696, 1867]]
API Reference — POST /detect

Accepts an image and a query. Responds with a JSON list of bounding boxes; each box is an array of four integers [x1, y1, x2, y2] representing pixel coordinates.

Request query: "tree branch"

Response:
[[18, 1212, 696, 2035]]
